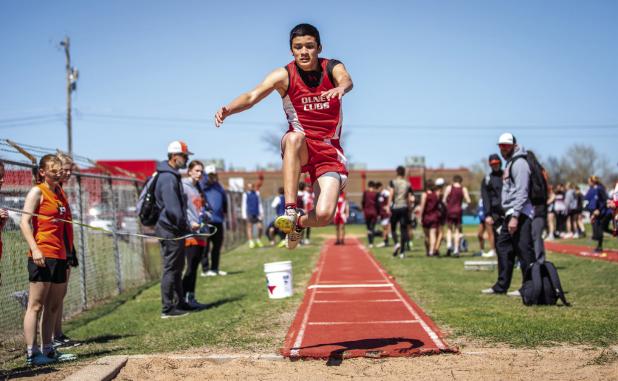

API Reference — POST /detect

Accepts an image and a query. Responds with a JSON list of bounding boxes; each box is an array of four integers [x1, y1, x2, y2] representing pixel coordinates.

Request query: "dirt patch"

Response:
[[8, 344, 618, 381], [112, 345, 618, 381]]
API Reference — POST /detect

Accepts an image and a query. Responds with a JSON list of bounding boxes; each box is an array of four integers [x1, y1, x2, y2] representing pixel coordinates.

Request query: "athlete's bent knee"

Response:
[[285, 132, 306, 148]]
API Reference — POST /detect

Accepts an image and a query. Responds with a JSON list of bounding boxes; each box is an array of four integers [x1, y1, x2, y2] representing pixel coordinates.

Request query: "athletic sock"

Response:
[[27, 345, 39, 357], [285, 203, 297, 210]]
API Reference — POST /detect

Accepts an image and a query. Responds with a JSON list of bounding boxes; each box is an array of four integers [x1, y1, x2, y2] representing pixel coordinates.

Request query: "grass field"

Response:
[[2, 224, 617, 374]]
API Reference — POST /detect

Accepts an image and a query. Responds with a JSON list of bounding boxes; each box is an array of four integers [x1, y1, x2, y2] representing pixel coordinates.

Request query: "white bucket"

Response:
[[264, 261, 293, 299]]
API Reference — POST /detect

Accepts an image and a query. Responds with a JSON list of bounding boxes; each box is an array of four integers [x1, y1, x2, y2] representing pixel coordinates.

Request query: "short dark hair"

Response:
[[290, 23, 321, 48], [453, 175, 463, 183], [278, 187, 284, 195], [298, 181, 306, 191], [368, 180, 375, 188], [375, 182, 383, 188], [396, 166, 405, 176], [425, 178, 434, 190]]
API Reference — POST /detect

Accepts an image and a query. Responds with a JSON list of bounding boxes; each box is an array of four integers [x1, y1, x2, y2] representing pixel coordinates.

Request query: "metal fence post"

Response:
[[108, 177, 123, 293], [76, 174, 88, 309]]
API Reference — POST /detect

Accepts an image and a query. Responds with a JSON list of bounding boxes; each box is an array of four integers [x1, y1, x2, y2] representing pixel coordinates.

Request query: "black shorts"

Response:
[[28, 258, 68, 284], [248, 215, 261, 224]]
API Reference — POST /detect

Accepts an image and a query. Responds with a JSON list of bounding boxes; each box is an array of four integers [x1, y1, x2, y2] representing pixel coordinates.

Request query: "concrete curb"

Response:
[[63, 353, 285, 381], [128, 353, 286, 362], [63, 355, 128, 381]]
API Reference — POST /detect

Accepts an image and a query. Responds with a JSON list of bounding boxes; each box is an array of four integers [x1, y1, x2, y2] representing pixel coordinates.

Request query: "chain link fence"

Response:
[[0, 141, 248, 344]]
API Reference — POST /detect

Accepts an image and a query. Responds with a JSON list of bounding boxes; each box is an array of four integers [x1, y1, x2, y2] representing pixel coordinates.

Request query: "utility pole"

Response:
[[60, 37, 78, 155]]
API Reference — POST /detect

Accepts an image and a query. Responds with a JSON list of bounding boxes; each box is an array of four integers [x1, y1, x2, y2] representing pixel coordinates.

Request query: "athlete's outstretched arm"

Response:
[[322, 63, 353, 101], [214, 68, 288, 127]]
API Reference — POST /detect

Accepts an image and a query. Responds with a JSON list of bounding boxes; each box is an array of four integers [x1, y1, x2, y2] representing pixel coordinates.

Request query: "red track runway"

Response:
[[281, 238, 456, 360], [545, 242, 618, 263]]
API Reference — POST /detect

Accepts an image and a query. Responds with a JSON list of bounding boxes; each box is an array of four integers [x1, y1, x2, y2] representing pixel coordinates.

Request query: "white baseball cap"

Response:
[[435, 177, 445, 186], [497, 133, 516, 145], [167, 140, 193, 155], [204, 164, 217, 175]]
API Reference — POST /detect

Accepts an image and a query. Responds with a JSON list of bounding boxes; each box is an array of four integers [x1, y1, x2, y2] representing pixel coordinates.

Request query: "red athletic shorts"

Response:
[[334, 214, 347, 225], [281, 132, 348, 184]]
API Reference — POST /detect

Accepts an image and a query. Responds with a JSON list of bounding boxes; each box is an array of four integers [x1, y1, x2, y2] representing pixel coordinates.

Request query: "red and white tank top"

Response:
[[283, 58, 343, 140]]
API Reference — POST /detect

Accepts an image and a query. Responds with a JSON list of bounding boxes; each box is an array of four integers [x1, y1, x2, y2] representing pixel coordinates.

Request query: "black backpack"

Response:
[[521, 261, 571, 306], [136, 173, 160, 227], [509, 154, 548, 206]]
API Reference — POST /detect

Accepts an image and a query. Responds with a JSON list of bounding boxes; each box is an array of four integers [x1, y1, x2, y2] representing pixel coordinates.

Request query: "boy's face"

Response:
[[291, 35, 321, 71]]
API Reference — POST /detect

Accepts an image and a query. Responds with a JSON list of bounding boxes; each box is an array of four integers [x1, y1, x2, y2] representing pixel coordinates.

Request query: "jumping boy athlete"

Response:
[[214, 23, 353, 249]]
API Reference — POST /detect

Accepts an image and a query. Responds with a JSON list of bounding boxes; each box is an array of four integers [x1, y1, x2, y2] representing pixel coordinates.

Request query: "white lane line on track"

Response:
[[289, 245, 328, 357], [308, 320, 420, 326], [359, 244, 448, 350], [308, 283, 393, 289], [313, 299, 402, 303], [315, 289, 396, 294], [318, 280, 388, 283]]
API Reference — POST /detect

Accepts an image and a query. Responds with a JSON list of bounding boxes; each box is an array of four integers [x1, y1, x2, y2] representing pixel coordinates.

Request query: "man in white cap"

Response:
[[156, 140, 197, 318], [482, 133, 534, 297]]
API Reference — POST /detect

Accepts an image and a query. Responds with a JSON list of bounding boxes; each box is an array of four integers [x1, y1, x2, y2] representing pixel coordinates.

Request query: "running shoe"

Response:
[[216, 270, 227, 276], [507, 290, 521, 297], [161, 308, 190, 319], [185, 293, 208, 310], [52, 335, 81, 349], [277, 239, 287, 248], [286, 226, 304, 250], [275, 208, 298, 234], [255, 240, 264, 248], [392, 243, 401, 257], [248, 240, 256, 249], [47, 349, 77, 362], [481, 288, 498, 295], [481, 250, 496, 258], [27, 352, 57, 366]]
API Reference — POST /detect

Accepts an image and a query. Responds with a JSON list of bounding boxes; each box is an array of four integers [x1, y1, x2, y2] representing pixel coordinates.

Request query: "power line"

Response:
[[76, 112, 618, 131]]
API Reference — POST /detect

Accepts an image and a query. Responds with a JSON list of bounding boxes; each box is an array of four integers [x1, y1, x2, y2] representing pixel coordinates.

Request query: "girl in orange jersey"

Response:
[[51, 153, 80, 348], [20, 155, 77, 366]]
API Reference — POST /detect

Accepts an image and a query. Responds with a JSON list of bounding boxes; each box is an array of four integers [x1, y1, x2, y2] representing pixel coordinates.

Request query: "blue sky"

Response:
[[1, 0, 616, 170]]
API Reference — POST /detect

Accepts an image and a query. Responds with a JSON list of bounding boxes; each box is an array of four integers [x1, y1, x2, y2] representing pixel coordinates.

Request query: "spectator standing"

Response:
[[434, 178, 447, 255], [375, 182, 391, 247], [420, 179, 441, 257], [525, 150, 550, 262], [361, 180, 379, 248], [390, 166, 414, 258], [268, 187, 286, 247], [333, 192, 349, 245], [585, 176, 612, 253], [242, 182, 264, 249], [200, 166, 228, 276], [479, 154, 504, 258], [52, 153, 79, 348], [155, 141, 196, 318], [20, 155, 77, 365], [482, 133, 534, 296], [181, 160, 208, 308], [564, 183, 577, 238], [443, 175, 471, 257]]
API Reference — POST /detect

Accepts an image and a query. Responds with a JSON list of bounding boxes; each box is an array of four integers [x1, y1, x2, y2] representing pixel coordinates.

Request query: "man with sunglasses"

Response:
[[155, 140, 196, 318], [483, 133, 534, 296]]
